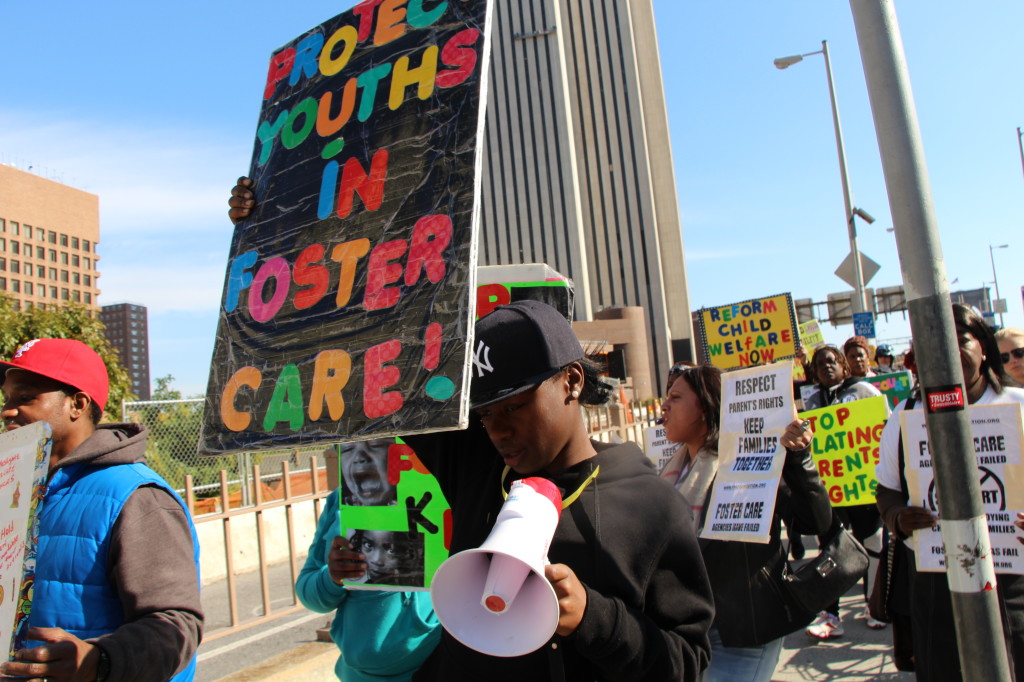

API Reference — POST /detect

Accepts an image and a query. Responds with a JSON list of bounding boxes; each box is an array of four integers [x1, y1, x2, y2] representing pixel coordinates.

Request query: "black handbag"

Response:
[[867, 533, 898, 623], [782, 522, 869, 614]]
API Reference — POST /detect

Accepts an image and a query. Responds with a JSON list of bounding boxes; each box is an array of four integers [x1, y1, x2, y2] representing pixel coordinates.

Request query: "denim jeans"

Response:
[[703, 627, 784, 682]]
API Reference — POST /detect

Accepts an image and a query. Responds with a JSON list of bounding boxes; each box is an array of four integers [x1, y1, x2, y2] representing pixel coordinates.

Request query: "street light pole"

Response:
[[775, 41, 867, 313], [1017, 127, 1024, 182], [990, 244, 1008, 327]]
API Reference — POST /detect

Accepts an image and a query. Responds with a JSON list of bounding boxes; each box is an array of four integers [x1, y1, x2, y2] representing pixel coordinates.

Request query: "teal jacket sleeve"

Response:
[[296, 489, 349, 613]]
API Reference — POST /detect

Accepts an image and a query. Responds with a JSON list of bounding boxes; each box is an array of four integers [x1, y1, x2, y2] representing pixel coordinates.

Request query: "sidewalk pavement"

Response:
[[226, 589, 912, 681], [773, 591, 913, 681]]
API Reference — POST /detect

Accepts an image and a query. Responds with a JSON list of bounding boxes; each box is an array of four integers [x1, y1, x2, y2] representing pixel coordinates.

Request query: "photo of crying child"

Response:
[[341, 438, 397, 507]]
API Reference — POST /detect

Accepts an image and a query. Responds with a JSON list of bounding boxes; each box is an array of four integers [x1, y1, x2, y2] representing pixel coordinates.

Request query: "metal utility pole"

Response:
[[848, 1, 1011, 680]]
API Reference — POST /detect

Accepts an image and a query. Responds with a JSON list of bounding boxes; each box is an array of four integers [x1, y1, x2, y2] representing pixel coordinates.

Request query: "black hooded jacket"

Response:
[[408, 426, 714, 681]]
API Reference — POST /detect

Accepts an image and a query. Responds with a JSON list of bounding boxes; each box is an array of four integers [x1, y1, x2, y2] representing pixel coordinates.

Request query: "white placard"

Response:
[[643, 425, 680, 473], [901, 403, 1024, 573], [701, 362, 794, 544]]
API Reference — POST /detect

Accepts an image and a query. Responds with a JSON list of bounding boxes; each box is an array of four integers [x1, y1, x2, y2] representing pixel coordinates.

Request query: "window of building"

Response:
[[84, 292, 91, 304], [59, 234, 68, 247], [49, 231, 57, 244], [84, 257, 91, 269], [48, 268, 57, 281], [11, 280, 20, 293], [60, 270, 69, 282], [83, 239, 90, 251], [0, 238, 4, 250], [71, 237, 79, 249], [84, 274, 91, 286], [0, 258, 5, 271], [49, 286, 57, 298], [24, 282, 33, 296], [36, 246, 44, 259], [38, 286, 45, 299], [10, 262, 19, 274], [72, 291, 80, 302], [60, 252, 68, 265], [11, 242, 19, 255], [0, 219, 4, 233], [48, 250, 56, 262], [61, 288, 69, 301], [10, 222, 18, 236], [71, 255, 79, 267], [36, 227, 44, 241], [0, 277, 6, 290], [72, 273, 80, 285], [36, 265, 44, 278]]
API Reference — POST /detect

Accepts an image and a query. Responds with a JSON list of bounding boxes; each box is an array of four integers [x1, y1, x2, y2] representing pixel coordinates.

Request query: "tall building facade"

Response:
[[478, 0, 693, 397], [0, 164, 101, 310], [100, 303, 151, 400]]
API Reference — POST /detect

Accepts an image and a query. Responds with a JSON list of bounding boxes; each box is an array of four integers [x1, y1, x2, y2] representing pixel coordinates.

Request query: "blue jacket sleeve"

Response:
[[296, 489, 349, 614]]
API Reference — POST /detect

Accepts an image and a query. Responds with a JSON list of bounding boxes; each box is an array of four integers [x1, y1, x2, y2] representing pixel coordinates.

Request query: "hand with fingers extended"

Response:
[[228, 176, 256, 225], [896, 505, 937, 538], [545, 563, 588, 637], [328, 535, 368, 585], [0, 627, 101, 682]]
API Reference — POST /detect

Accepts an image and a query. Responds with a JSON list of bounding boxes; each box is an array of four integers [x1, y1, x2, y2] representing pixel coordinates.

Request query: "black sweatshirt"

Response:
[[408, 426, 714, 681]]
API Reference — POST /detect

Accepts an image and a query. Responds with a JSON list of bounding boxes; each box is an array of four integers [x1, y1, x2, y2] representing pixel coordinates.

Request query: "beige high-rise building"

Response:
[[479, 0, 693, 398], [0, 164, 101, 310]]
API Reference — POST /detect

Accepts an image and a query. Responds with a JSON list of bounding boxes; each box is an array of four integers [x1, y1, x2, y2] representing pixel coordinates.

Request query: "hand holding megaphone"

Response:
[[544, 563, 587, 637], [431, 477, 565, 656]]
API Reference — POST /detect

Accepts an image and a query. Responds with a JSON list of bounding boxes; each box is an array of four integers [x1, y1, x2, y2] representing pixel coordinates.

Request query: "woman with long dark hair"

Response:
[[660, 364, 833, 682], [875, 304, 1024, 679]]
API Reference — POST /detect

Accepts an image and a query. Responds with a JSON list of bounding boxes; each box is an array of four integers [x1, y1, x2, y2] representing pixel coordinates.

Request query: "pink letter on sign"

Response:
[[248, 257, 291, 322], [364, 340, 403, 418]]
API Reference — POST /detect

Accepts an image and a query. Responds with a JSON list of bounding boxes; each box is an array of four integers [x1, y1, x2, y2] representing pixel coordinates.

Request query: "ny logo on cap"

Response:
[[13, 339, 40, 360], [473, 340, 494, 377]]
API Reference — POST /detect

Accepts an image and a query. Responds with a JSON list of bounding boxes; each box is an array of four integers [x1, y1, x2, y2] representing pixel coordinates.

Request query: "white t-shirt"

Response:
[[875, 385, 1024, 491]]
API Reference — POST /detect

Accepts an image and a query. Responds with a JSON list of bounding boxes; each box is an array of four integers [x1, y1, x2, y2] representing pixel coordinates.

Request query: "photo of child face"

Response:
[[347, 529, 425, 587], [341, 439, 396, 507]]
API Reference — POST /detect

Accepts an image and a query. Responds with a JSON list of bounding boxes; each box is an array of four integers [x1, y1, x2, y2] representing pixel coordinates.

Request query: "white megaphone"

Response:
[[430, 477, 562, 657]]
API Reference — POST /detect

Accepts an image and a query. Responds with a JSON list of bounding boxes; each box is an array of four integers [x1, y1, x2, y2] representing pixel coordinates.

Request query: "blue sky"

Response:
[[1, 1, 1021, 396]]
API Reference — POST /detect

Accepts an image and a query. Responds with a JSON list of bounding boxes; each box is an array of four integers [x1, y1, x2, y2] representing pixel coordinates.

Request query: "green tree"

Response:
[[0, 293, 134, 416]]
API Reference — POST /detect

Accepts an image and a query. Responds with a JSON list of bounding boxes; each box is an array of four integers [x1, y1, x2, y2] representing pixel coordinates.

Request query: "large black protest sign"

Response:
[[201, 1, 493, 453]]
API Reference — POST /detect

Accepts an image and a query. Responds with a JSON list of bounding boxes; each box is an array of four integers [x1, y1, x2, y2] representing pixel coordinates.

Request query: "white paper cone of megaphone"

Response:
[[430, 477, 562, 657]]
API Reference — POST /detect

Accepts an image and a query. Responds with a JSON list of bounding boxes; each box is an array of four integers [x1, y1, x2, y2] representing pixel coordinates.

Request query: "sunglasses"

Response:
[[1001, 348, 1024, 363]]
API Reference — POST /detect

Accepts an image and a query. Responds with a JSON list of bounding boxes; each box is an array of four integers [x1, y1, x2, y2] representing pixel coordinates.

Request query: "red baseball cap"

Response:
[[0, 339, 110, 412]]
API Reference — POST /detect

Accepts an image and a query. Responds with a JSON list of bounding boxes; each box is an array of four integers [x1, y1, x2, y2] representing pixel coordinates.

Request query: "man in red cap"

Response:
[[0, 338, 203, 682]]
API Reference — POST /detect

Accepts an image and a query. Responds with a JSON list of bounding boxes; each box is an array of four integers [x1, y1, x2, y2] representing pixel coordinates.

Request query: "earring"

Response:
[[571, 391, 579, 399]]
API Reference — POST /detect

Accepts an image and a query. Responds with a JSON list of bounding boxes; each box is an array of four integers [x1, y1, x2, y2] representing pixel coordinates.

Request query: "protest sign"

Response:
[[799, 319, 826, 351], [476, 264, 574, 321], [339, 438, 450, 590], [0, 422, 51, 655], [643, 425, 680, 473], [701, 362, 793, 544], [696, 294, 799, 370], [799, 396, 888, 507], [902, 403, 1024, 573], [865, 371, 913, 410], [201, 2, 494, 453]]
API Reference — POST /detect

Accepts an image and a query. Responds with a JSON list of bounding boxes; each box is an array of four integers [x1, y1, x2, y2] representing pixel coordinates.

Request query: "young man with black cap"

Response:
[[338, 300, 714, 681], [0, 339, 203, 682]]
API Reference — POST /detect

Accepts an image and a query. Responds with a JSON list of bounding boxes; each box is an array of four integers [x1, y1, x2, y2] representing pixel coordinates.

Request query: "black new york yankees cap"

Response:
[[470, 300, 585, 409]]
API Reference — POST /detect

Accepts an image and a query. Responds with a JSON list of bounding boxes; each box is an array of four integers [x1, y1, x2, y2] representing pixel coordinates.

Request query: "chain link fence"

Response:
[[122, 396, 663, 500], [121, 399, 327, 500]]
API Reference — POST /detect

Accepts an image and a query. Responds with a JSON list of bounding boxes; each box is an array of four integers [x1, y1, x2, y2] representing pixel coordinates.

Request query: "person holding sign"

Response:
[[875, 304, 1024, 679], [230, 181, 715, 680], [659, 363, 832, 681], [297, 446, 441, 682], [0, 339, 202, 682], [800, 345, 887, 638]]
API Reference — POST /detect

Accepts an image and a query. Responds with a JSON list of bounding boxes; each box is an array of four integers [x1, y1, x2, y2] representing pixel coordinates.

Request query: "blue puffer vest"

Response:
[[32, 461, 199, 682]]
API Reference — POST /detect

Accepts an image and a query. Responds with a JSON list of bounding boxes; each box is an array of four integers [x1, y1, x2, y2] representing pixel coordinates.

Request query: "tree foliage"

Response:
[[0, 294, 134, 417]]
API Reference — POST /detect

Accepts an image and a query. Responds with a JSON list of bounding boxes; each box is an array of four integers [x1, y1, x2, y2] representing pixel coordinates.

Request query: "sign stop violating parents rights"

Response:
[[201, 1, 494, 453], [702, 362, 795, 544]]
